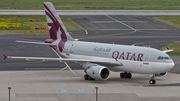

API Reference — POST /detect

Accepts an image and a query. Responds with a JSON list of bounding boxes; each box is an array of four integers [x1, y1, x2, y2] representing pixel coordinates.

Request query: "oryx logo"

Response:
[[44, 4, 67, 52]]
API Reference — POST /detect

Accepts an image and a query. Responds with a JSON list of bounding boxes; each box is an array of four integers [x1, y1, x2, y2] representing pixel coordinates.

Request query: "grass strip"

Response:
[[0, 0, 180, 10], [0, 15, 83, 34], [160, 43, 180, 56], [155, 16, 180, 28]]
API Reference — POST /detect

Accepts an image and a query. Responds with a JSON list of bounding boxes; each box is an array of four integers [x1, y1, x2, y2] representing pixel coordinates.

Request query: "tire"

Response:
[[89, 78, 96, 80], [127, 73, 132, 78], [120, 73, 124, 78], [149, 79, 156, 84], [124, 72, 128, 78], [84, 75, 89, 80]]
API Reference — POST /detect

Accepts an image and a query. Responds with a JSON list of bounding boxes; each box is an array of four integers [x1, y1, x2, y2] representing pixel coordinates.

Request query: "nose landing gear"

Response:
[[149, 74, 156, 84]]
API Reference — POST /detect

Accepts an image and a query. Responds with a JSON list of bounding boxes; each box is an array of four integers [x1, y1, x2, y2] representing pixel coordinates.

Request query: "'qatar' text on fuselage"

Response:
[[112, 51, 144, 61]]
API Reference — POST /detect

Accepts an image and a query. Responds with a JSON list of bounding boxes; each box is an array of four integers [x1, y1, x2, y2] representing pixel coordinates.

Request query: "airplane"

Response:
[[3, 2, 174, 85]]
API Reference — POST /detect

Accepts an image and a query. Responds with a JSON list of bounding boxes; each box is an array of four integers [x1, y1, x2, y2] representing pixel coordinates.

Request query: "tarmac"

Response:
[[1, 69, 180, 101], [1, 15, 180, 101]]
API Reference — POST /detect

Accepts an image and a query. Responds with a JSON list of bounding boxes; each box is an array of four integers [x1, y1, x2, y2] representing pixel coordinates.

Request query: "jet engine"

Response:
[[155, 72, 167, 77], [86, 66, 110, 80]]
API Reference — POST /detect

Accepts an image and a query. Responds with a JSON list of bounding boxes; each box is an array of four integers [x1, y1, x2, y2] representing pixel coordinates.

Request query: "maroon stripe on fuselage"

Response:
[[44, 4, 67, 52]]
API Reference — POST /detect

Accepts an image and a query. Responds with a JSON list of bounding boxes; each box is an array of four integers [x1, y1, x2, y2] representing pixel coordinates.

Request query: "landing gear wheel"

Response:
[[120, 72, 132, 79], [149, 74, 156, 84], [84, 75, 89, 80], [149, 79, 156, 84], [127, 73, 132, 78], [120, 73, 124, 78], [124, 72, 128, 78], [89, 78, 96, 80]]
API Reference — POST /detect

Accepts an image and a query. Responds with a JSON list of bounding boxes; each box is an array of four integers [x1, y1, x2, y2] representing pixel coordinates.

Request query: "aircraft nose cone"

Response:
[[167, 61, 175, 71]]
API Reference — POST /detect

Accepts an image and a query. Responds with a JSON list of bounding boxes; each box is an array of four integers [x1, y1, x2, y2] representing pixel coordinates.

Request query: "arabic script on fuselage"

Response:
[[93, 47, 111, 52]]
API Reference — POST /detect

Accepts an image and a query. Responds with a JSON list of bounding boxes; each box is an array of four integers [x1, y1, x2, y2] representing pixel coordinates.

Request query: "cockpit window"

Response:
[[157, 56, 163, 60], [164, 57, 170, 59], [157, 56, 170, 60]]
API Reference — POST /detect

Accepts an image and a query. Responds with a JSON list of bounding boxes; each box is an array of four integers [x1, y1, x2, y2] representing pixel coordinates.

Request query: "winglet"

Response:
[[3, 54, 7, 60], [162, 46, 173, 53], [166, 46, 170, 50]]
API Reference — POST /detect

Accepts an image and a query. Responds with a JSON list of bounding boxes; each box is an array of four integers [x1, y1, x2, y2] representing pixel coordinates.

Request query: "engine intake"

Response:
[[86, 66, 110, 80]]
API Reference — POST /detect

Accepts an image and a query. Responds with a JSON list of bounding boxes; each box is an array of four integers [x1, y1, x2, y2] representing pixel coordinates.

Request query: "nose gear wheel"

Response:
[[149, 74, 156, 84]]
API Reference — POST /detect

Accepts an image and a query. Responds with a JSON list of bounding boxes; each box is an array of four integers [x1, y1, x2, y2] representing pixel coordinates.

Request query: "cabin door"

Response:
[[143, 52, 151, 64], [65, 44, 71, 55], [140, 52, 151, 73]]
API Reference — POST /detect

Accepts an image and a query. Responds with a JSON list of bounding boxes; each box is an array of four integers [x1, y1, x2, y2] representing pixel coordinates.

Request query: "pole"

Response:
[[95, 87, 98, 101], [8, 87, 11, 101]]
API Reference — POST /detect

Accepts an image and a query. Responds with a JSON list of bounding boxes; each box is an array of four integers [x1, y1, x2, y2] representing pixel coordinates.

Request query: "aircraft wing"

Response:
[[3, 54, 123, 66]]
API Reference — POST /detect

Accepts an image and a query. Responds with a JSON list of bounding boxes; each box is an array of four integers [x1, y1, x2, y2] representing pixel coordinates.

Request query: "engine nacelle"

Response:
[[86, 66, 110, 80], [155, 72, 167, 77]]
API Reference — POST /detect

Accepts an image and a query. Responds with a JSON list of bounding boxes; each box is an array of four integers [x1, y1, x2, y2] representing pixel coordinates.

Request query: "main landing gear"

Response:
[[149, 74, 156, 84], [84, 74, 95, 80], [120, 72, 132, 79], [84, 74, 89, 80]]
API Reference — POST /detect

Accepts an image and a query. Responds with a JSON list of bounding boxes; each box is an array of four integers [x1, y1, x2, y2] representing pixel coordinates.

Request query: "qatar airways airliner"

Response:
[[3, 2, 174, 84]]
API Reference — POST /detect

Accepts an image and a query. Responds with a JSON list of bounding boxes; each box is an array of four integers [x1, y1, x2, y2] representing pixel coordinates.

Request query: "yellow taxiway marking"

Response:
[[106, 15, 136, 31], [51, 47, 78, 76]]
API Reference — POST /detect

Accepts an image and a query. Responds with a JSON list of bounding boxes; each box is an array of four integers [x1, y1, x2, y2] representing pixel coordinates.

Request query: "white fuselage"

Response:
[[56, 40, 174, 74]]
